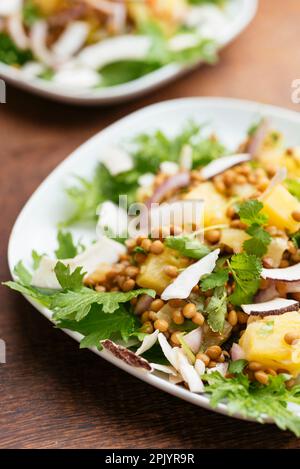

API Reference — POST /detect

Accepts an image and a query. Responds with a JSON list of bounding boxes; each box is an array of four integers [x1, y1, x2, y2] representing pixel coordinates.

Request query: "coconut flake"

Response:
[[53, 67, 100, 89], [261, 262, 300, 282], [136, 330, 159, 356], [77, 35, 151, 70], [265, 237, 289, 268], [151, 363, 178, 376], [200, 153, 251, 180], [99, 146, 133, 176], [31, 237, 125, 289], [176, 349, 204, 393], [184, 327, 203, 354], [0, 0, 22, 16], [7, 13, 29, 50], [20, 61, 46, 79], [207, 362, 228, 377], [101, 340, 152, 371], [194, 358, 206, 377], [157, 333, 178, 369], [169, 374, 184, 384], [52, 21, 89, 60], [161, 249, 220, 301], [138, 173, 155, 188], [160, 161, 179, 176], [241, 298, 299, 316], [96, 201, 128, 239], [180, 145, 193, 171]]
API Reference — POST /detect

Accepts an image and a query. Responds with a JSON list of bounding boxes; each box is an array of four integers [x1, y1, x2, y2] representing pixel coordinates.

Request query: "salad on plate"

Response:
[[6, 117, 300, 435], [0, 0, 231, 89]]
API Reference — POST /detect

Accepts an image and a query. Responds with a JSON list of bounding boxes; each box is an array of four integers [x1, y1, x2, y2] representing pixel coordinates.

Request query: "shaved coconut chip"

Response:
[[0, 0, 22, 16], [176, 349, 204, 393], [200, 153, 251, 180], [169, 374, 184, 384], [207, 362, 228, 377], [160, 161, 179, 176], [52, 21, 89, 60], [96, 201, 128, 239], [158, 333, 178, 369], [136, 330, 159, 356], [259, 167, 287, 201], [151, 363, 178, 376], [21, 61, 45, 79], [31, 237, 125, 289], [261, 262, 300, 282], [241, 298, 299, 316], [100, 146, 133, 176], [138, 173, 155, 188], [77, 35, 151, 70], [194, 358, 206, 377], [53, 67, 100, 89], [266, 237, 289, 268], [161, 249, 220, 300], [180, 145, 193, 171], [184, 327, 203, 354], [30, 21, 58, 68], [7, 14, 29, 50], [231, 343, 246, 361], [101, 340, 152, 371]]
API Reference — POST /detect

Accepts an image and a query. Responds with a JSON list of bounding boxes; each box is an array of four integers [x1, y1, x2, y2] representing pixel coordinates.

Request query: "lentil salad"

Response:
[[6, 118, 300, 435]]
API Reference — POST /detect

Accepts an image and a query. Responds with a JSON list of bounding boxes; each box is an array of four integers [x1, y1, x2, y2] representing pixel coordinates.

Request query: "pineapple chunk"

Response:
[[239, 311, 300, 377], [281, 147, 300, 177], [261, 184, 300, 232], [184, 182, 228, 226], [136, 247, 189, 294], [220, 228, 250, 253], [32, 0, 61, 14]]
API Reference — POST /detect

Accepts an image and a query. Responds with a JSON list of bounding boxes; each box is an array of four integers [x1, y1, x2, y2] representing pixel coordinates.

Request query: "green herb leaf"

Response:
[[237, 200, 268, 226], [0, 33, 32, 66], [243, 224, 272, 257], [14, 261, 32, 285], [206, 286, 227, 333], [228, 359, 248, 374], [165, 235, 210, 259], [228, 253, 262, 305], [54, 262, 85, 291], [55, 230, 78, 259], [200, 269, 229, 291], [31, 250, 44, 270]]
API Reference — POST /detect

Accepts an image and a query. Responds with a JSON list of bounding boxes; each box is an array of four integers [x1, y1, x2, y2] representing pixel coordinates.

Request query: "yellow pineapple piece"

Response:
[[281, 147, 300, 178], [220, 228, 250, 253], [239, 311, 300, 377], [184, 182, 228, 227], [136, 247, 189, 294], [261, 183, 300, 232]]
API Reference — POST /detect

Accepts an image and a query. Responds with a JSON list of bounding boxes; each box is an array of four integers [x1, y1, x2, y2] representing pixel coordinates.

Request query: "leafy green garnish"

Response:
[[228, 359, 248, 374], [291, 230, 300, 248], [228, 253, 262, 305], [31, 250, 44, 270], [0, 33, 32, 66], [101, 60, 160, 87], [54, 262, 85, 291], [237, 200, 271, 257], [205, 286, 227, 333], [23, 1, 41, 27], [285, 178, 300, 201], [55, 230, 78, 259], [203, 372, 300, 437], [14, 261, 32, 286], [237, 200, 268, 226], [200, 269, 229, 292], [165, 235, 210, 259]]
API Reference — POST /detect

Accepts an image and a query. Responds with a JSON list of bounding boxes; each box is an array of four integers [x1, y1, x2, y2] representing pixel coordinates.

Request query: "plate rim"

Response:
[[0, 0, 258, 105], [9, 95, 300, 426]]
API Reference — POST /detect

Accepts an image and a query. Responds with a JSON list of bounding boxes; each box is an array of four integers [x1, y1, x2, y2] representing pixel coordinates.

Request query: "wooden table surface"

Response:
[[1, 0, 300, 449]]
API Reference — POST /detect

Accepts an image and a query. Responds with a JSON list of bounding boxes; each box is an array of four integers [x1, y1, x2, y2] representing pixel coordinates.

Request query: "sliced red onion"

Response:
[[261, 262, 300, 282], [259, 167, 287, 201], [247, 118, 270, 157], [146, 172, 190, 208], [31, 237, 125, 289], [7, 13, 29, 50], [254, 281, 278, 303], [176, 349, 204, 393], [231, 343, 246, 361], [241, 298, 299, 316], [52, 21, 89, 60], [134, 294, 154, 316], [101, 340, 152, 371], [183, 327, 203, 354], [161, 249, 220, 301], [180, 145, 193, 171], [200, 153, 251, 180], [136, 330, 159, 356]]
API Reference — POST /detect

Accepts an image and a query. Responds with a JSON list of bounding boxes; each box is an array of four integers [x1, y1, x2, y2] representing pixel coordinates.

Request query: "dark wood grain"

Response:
[[1, 0, 300, 449]]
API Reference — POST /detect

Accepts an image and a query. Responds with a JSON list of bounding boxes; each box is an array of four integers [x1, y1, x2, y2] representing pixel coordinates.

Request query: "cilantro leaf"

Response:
[[31, 250, 44, 270], [165, 235, 210, 259], [205, 286, 227, 333], [291, 230, 300, 248], [57, 305, 138, 348], [243, 224, 271, 257], [237, 200, 268, 226], [228, 253, 262, 305], [54, 262, 85, 291], [14, 261, 32, 286], [203, 372, 300, 437], [0, 33, 32, 66], [55, 230, 78, 259], [228, 359, 248, 374], [200, 269, 229, 292]]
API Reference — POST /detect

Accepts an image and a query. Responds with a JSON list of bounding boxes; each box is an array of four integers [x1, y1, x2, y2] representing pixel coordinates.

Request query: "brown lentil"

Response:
[[292, 210, 300, 222], [164, 265, 178, 278], [286, 378, 296, 389], [196, 353, 210, 367], [150, 240, 164, 255], [154, 319, 169, 332], [135, 253, 147, 264], [265, 368, 277, 376], [125, 266, 139, 278], [226, 205, 236, 219], [205, 229, 221, 244], [169, 299, 186, 308], [228, 309, 238, 327], [148, 311, 158, 321], [208, 361, 217, 368], [192, 312, 205, 326], [284, 332, 300, 345], [206, 345, 222, 360], [122, 279, 135, 292], [95, 285, 106, 292], [140, 321, 153, 334], [171, 331, 182, 346], [230, 220, 248, 230], [248, 361, 264, 372], [150, 299, 165, 312], [172, 309, 185, 325], [237, 311, 249, 325], [141, 311, 150, 323], [182, 303, 197, 319], [254, 370, 269, 385]]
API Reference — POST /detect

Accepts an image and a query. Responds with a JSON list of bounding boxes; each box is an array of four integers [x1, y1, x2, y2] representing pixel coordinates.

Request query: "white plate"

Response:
[[8, 97, 300, 425], [0, 0, 257, 105]]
